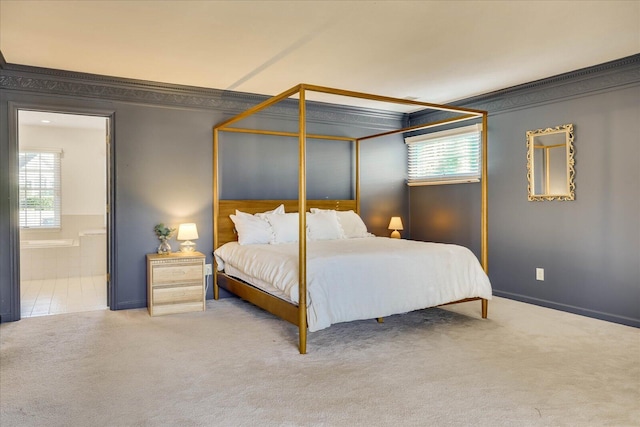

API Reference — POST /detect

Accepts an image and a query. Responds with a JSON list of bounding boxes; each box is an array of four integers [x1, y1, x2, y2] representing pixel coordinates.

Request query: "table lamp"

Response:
[[177, 223, 199, 252], [388, 217, 403, 239]]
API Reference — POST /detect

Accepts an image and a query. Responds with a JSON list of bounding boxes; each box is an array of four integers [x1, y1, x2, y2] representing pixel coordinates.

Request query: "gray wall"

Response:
[[2, 55, 637, 327], [110, 103, 219, 308], [409, 56, 640, 327], [0, 66, 407, 321], [218, 122, 407, 236], [410, 183, 481, 258]]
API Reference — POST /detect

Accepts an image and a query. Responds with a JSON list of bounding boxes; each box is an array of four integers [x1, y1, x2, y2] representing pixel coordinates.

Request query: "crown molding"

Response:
[[5, 53, 636, 130], [410, 54, 640, 126], [0, 62, 403, 130]]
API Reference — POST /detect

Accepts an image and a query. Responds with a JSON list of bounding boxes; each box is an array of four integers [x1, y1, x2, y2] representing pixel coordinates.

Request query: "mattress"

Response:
[[214, 236, 492, 332]]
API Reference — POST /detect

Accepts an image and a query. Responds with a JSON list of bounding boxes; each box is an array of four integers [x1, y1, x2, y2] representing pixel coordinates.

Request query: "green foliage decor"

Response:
[[154, 223, 176, 240]]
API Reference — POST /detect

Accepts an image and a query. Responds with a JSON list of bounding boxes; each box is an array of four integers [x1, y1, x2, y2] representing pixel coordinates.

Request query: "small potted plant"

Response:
[[154, 223, 176, 255]]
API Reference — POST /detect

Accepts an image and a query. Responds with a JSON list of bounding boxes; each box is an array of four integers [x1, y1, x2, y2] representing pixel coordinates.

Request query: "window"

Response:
[[19, 149, 62, 228], [405, 123, 483, 186]]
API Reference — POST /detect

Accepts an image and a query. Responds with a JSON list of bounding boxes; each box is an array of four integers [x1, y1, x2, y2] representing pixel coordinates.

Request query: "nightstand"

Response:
[[146, 251, 206, 316]]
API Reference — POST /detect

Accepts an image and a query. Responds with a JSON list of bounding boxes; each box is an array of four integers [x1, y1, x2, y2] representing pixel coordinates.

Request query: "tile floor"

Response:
[[21, 275, 108, 318]]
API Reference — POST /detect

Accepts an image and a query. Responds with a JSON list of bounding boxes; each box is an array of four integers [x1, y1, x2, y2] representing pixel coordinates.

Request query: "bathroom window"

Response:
[[18, 149, 62, 229]]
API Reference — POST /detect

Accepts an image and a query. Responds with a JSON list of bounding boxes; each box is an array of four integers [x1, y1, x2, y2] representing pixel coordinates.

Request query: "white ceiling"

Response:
[[18, 110, 107, 130], [1, 0, 639, 111]]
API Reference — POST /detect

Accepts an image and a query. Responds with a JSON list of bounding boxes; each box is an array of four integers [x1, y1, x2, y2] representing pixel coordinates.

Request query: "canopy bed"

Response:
[[213, 84, 490, 354]]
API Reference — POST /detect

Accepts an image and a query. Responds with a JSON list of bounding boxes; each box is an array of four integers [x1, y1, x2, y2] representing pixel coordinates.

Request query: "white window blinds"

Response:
[[405, 123, 483, 186], [19, 149, 62, 228]]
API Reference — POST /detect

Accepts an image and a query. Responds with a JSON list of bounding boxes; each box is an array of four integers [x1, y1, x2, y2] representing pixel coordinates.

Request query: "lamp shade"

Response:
[[388, 217, 404, 231], [177, 223, 199, 241]]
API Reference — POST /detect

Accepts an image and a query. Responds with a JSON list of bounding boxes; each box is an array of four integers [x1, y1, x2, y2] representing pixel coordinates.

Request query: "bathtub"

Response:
[[21, 239, 78, 248]]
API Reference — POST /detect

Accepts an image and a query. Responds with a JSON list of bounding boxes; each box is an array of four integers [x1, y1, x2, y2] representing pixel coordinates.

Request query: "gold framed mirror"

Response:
[[526, 124, 575, 201]]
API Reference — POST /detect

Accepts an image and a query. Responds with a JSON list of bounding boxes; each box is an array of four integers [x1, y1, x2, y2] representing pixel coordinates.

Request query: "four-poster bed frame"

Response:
[[213, 84, 489, 354]]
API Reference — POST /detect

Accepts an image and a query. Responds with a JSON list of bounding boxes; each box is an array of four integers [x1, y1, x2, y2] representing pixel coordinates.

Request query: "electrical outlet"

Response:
[[205, 264, 213, 276], [536, 268, 544, 281]]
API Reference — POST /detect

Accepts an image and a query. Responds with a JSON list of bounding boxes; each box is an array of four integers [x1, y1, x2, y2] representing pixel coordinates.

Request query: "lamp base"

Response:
[[180, 241, 196, 253], [390, 230, 401, 239]]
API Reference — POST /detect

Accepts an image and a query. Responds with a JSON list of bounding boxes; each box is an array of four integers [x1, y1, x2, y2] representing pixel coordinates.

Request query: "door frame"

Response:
[[8, 102, 116, 319]]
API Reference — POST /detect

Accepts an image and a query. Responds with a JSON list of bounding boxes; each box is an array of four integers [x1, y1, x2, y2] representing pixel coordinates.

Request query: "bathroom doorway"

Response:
[[18, 110, 110, 317]]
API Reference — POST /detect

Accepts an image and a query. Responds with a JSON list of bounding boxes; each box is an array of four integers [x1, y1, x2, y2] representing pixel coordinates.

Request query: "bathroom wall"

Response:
[[19, 121, 107, 280]]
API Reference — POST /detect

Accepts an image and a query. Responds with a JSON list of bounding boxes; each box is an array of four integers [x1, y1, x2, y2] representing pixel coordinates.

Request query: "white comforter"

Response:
[[214, 237, 492, 332]]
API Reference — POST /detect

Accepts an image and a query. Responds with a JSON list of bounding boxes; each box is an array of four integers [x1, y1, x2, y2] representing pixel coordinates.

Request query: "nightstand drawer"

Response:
[[151, 263, 202, 285], [151, 301, 205, 316], [153, 284, 203, 305], [147, 252, 206, 316]]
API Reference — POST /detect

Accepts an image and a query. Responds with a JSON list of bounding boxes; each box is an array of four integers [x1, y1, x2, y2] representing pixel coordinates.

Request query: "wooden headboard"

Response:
[[216, 199, 358, 248]]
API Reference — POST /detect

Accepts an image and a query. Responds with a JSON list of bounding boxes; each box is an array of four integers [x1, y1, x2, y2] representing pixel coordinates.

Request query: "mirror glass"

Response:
[[526, 124, 575, 201]]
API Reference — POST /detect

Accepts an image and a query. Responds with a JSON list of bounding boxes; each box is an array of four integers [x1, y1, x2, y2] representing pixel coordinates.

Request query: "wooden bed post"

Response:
[[298, 87, 308, 354], [355, 139, 360, 214], [213, 127, 220, 300], [212, 83, 491, 352], [481, 111, 489, 318], [481, 112, 488, 273]]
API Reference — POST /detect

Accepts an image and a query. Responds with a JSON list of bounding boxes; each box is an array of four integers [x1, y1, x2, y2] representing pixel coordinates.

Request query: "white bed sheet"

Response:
[[214, 237, 492, 332], [223, 263, 293, 303]]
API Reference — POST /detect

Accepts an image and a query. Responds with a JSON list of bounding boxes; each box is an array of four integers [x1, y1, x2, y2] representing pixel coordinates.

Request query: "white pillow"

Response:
[[311, 208, 369, 238], [252, 204, 285, 216], [337, 210, 370, 238], [307, 210, 345, 241], [230, 204, 285, 245], [230, 213, 271, 245], [265, 213, 299, 244]]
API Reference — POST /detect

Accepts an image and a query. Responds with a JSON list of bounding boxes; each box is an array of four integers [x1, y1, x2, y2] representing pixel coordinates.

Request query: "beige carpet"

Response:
[[1, 296, 638, 426]]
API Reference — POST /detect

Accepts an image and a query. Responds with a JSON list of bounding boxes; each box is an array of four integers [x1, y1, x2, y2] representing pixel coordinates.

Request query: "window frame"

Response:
[[18, 148, 62, 229], [405, 123, 483, 186]]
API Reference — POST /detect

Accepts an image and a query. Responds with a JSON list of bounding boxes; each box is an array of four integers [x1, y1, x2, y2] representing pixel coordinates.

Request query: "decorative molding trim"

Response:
[[3, 52, 637, 130], [0, 311, 17, 322], [410, 54, 640, 126], [0, 62, 403, 130]]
